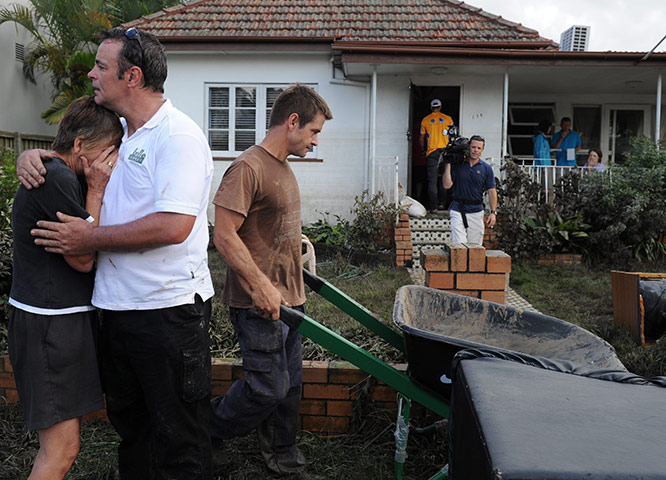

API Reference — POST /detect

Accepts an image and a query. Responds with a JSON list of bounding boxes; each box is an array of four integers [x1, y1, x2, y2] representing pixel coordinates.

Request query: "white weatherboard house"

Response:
[[128, 0, 666, 224], [0, 0, 56, 140]]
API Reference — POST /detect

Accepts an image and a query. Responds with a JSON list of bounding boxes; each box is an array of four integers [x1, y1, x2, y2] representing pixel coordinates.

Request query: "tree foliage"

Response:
[[0, 0, 180, 123]]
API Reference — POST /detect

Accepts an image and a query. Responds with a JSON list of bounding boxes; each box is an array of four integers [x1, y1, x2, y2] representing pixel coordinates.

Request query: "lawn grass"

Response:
[[511, 260, 666, 378], [2, 254, 665, 478]]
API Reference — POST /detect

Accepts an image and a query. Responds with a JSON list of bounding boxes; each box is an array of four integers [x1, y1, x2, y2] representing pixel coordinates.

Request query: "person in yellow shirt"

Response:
[[420, 99, 455, 211]]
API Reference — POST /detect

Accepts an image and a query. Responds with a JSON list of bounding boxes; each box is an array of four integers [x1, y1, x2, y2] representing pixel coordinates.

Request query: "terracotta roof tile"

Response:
[[128, 0, 557, 48]]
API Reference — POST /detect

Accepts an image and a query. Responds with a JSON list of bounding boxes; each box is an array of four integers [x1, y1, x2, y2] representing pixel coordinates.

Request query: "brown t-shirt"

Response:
[[213, 145, 305, 308]]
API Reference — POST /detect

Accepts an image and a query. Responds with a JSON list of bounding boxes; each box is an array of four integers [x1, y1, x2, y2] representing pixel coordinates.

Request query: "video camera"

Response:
[[438, 135, 469, 166]]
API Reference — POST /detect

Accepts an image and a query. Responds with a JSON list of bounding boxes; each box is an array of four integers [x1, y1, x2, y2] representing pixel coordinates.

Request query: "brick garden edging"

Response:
[[537, 253, 582, 265], [0, 355, 421, 434]]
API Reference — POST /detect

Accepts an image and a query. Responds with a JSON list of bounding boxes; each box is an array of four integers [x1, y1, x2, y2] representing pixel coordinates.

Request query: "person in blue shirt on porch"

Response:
[[533, 119, 552, 167], [551, 117, 582, 166]]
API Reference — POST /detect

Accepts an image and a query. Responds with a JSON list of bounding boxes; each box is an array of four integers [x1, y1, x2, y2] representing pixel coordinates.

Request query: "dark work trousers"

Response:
[[210, 305, 304, 476], [100, 295, 213, 480], [426, 150, 443, 210]]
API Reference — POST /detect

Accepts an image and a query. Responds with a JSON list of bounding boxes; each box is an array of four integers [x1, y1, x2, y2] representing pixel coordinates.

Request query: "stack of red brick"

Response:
[[394, 212, 413, 267], [422, 244, 511, 304]]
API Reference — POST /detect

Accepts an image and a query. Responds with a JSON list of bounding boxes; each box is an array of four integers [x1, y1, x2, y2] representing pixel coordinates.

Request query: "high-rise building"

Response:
[[560, 25, 591, 52]]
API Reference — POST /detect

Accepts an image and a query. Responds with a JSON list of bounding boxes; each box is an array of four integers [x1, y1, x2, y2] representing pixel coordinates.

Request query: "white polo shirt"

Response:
[[92, 99, 215, 310]]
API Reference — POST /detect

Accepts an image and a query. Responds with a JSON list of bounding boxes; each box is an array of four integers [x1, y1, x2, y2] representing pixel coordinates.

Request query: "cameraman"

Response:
[[442, 135, 497, 244]]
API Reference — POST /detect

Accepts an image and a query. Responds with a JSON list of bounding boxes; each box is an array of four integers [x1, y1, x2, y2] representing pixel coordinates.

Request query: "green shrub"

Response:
[[575, 138, 666, 264], [302, 213, 350, 247], [497, 138, 666, 264], [0, 149, 19, 297], [347, 190, 399, 253], [303, 190, 400, 255], [496, 161, 588, 258]]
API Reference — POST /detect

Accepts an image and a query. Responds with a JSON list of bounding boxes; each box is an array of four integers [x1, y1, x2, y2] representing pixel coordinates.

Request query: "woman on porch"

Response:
[[533, 119, 553, 167]]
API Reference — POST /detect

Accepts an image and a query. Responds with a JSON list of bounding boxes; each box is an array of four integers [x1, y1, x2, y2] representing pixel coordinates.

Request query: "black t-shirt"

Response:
[[10, 157, 94, 309]]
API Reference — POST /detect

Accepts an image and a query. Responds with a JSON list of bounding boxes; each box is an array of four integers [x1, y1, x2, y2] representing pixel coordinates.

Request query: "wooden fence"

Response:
[[0, 130, 54, 154]]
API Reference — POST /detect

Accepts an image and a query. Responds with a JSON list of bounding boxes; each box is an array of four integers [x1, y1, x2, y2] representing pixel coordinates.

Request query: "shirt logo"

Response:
[[128, 148, 146, 164]]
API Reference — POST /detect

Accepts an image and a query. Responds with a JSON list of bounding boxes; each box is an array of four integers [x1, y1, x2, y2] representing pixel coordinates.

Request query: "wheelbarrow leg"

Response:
[[394, 393, 411, 480]]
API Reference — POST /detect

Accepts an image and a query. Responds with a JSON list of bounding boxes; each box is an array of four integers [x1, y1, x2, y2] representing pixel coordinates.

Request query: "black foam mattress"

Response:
[[448, 350, 666, 480]]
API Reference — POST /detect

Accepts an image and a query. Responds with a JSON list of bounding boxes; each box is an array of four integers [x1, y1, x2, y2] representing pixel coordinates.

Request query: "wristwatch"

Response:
[[490, 210, 497, 215]]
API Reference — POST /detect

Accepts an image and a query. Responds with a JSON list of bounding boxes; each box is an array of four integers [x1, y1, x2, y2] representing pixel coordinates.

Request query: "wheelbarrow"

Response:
[[280, 269, 625, 480]]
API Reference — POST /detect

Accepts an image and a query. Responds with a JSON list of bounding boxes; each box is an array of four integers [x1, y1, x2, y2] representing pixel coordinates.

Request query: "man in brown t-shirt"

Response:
[[210, 85, 332, 478]]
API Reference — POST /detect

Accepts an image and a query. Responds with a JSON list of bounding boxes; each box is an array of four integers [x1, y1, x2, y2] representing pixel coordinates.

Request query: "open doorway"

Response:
[[409, 84, 461, 208]]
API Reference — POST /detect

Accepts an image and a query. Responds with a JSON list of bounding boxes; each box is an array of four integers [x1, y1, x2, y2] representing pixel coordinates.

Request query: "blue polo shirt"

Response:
[[551, 130, 582, 166], [449, 159, 496, 214]]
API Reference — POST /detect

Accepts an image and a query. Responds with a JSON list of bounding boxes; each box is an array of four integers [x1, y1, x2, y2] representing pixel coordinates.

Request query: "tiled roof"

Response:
[[128, 0, 557, 48]]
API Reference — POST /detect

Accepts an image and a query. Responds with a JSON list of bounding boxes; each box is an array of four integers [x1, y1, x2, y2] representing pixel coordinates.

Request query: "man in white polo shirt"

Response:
[[17, 28, 215, 480]]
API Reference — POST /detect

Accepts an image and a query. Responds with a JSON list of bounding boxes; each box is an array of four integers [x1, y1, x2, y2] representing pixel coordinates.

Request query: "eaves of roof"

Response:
[[332, 42, 666, 66]]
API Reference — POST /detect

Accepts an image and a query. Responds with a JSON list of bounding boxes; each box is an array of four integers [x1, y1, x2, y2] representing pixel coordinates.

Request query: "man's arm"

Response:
[[419, 132, 427, 153], [485, 188, 498, 228], [32, 211, 195, 255], [16, 149, 52, 189], [551, 131, 567, 149], [442, 162, 453, 189], [214, 205, 285, 320]]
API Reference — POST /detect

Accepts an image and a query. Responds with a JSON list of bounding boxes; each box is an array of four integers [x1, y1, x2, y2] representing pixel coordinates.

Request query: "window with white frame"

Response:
[[206, 84, 317, 158]]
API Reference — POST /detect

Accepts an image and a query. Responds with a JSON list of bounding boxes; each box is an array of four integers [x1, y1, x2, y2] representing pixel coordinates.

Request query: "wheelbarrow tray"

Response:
[[393, 285, 626, 399]]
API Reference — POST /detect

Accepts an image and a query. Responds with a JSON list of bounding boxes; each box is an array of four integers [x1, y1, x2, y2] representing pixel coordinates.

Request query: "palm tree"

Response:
[[1, 0, 180, 123]]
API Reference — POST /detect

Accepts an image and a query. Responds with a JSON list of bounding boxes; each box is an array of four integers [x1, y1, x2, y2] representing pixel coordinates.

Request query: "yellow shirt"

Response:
[[420, 112, 454, 155]]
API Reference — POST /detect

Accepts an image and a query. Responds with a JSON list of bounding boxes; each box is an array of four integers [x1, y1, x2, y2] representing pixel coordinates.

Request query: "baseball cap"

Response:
[[430, 98, 442, 108]]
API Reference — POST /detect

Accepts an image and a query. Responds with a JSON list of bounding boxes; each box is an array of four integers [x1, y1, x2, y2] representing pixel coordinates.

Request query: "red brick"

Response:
[[395, 241, 411, 249], [4, 356, 13, 373], [328, 363, 369, 384], [446, 290, 479, 299], [371, 385, 397, 402], [211, 380, 233, 396], [486, 250, 511, 273], [421, 248, 449, 272], [302, 361, 329, 383], [299, 399, 326, 415], [457, 273, 506, 290], [211, 360, 232, 381], [83, 409, 109, 422], [465, 244, 486, 272], [0, 373, 16, 389], [425, 272, 454, 290], [448, 243, 468, 271], [327, 400, 354, 417], [5, 388, 19, 404], [302, 416, 350, 433], [232, 364, 245, 380], [303, 384, 351, 400], [396, 258, 405, 267], [481, 290, 506, 304]]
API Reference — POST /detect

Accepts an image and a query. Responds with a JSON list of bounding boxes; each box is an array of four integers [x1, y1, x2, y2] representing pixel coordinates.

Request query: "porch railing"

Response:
[[500, 157, 577, 204]]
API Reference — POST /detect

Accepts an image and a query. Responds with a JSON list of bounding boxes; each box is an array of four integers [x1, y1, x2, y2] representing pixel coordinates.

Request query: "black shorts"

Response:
[[8, 308, 104, 431]]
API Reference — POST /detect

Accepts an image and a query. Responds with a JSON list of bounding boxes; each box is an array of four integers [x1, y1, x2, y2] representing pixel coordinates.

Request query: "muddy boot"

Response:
[[257, 421, 307, 477]]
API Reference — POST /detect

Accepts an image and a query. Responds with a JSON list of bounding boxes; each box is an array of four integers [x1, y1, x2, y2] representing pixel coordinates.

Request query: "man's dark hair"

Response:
[[469, 135, 485, 145], [561, 116, 572, 123], [100, 28, 167, 93], [268, 84, 333, 128], [52, 96, 123, 153]]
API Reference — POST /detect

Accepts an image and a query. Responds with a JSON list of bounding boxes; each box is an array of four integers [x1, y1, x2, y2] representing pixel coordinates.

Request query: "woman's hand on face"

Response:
[[83, 145, 118, 194]]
